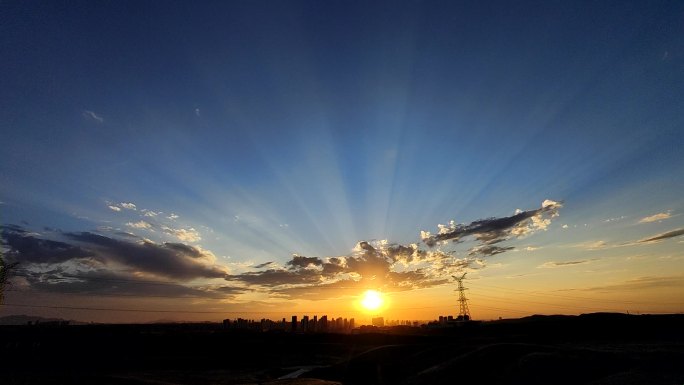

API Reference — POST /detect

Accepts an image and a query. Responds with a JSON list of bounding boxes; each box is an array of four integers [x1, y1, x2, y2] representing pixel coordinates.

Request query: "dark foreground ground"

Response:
[[1, 313, 683, 385]]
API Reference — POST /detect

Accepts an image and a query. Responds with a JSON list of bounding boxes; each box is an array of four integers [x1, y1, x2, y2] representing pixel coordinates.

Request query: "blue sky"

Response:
[[1, 1, 683, 321]]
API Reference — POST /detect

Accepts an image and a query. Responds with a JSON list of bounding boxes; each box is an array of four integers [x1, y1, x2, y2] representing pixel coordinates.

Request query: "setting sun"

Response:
[[360, 290, 384, 311]]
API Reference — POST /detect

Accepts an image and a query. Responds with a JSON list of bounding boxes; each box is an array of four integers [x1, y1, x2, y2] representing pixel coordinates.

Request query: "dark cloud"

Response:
[[385, 244, 423, 264], [287, 255, 323, 268], [15, 268, 244, 299], [64, 232, 227, 280], [468, 245, 515, 257], [1, 226, 228, 281], [638, 228, 684, 243], [421, 200, 562, 247], [1, 226, 94, 264], [253, 261, 275, 269], [321, 258, 346, 276], [554, 261, 586, 266], [538, 260, 592, 268], [227, 268, 321, 286], [358, 241, 376, 253], [272, 279, 366, 300]]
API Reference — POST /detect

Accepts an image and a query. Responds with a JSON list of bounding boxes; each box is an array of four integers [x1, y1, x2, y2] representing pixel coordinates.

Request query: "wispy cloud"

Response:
[[253, 261, 275, 269], [575, 240, 608, 250], [538, 260, 592, 268], [637, 228, 684, 244], [639, 212, 672, 224], [82, 110, 104, 123], [120, 202, 137, 210], [584, 275, 684, 292], [163, 226, 201, 242], [108, 205, 121, 212], [126, 220, 152, 230]]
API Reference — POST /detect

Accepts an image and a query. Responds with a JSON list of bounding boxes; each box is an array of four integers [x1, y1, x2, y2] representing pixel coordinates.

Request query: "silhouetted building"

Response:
[[302, 315, 309, 332], [320, 315, 328, 332], [291, 315, 297, 332], [372, 317, 384, 327]]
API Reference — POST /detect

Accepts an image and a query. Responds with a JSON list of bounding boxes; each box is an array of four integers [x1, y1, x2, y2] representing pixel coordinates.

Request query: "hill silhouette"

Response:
[[0, 313, 682, 384]]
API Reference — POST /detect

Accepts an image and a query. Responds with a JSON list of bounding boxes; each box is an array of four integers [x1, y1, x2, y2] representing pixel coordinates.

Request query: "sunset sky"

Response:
[[1, 1, 683, 324]]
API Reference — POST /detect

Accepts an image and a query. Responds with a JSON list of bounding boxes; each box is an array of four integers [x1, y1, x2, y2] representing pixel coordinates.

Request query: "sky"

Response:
[[1, 0, 683, 323]]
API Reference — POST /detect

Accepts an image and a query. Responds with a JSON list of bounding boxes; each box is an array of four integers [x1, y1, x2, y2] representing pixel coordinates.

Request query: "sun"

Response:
[[360, 290, 384, 311]]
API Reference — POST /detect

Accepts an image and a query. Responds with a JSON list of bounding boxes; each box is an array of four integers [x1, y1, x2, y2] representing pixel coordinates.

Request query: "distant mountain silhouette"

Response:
[[0, 314, 82, 325]]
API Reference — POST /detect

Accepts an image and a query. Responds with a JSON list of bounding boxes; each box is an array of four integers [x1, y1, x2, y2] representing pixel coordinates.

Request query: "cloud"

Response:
[[222, 201, 562, 300], [468, 245, 514, 257], [253, 261, 275, 269], [17, 268, 243, 299], [228, 268, 322, 286], [584, 275, 684, 292], [639, 212, 672, 223], [142, 210, 159, 217], [637, 228, 684, 244], [287, 255, 323, 268], [1, 225, 228, 282], [167, 213, 179, 220], [108, 205, 121, 212], [538, 260, 592, 268], [126, 220, 152, 230], [421, 199, 562, 248], [1, 226, 93, 264], [162, 226, 201, 242], [82, 110, 103, 123], [226, 240, 471, 299], [120, 202, 137, 210], [3, 200, 561, 302], [575, 240, 608, 250], [194, 108, 201, 117]]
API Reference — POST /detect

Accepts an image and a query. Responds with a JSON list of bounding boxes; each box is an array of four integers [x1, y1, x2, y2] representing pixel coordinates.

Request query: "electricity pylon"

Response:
[[452, 273, 471, 321]]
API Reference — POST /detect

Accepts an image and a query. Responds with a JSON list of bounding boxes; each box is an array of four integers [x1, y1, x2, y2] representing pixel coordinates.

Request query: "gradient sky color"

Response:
[[1, 1, 683, 323]]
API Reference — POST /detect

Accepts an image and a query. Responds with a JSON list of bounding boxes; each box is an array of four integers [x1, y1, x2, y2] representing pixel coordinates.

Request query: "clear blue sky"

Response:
[[1, 1, 683, 321]]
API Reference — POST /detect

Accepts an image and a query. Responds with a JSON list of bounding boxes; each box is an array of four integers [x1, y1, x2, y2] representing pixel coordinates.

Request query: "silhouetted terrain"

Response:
[[1, 313, 682, 385]]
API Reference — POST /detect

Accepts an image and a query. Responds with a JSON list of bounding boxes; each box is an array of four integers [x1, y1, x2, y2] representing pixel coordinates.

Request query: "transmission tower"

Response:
[[452, 273, 471, 321]]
